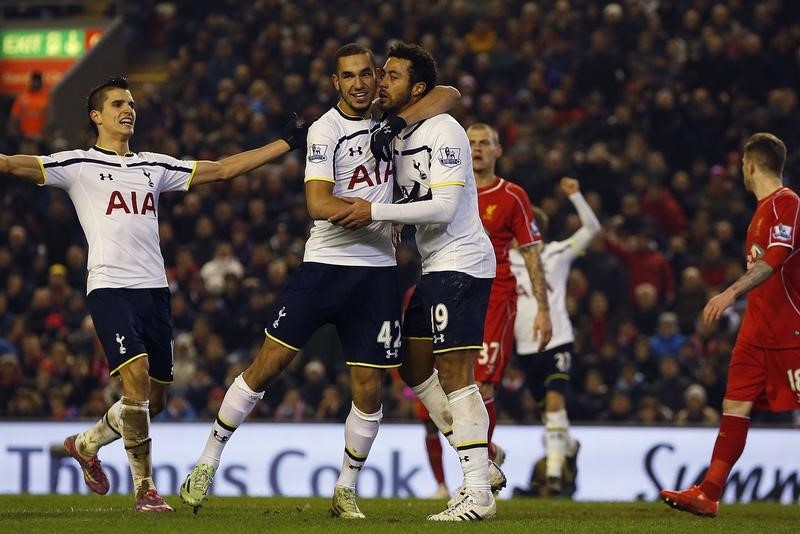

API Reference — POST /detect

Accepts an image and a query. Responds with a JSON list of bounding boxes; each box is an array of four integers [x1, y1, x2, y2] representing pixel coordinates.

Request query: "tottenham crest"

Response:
[[308, 144, 328, 163], [438, 146, 461, 167]]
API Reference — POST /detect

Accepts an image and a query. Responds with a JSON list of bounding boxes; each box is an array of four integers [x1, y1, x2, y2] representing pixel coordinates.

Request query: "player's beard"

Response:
[[377, 88, 412, 115]]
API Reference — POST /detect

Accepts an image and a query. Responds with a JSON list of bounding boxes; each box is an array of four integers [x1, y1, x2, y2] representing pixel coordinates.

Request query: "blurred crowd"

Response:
[[1, 0, 800, 426]]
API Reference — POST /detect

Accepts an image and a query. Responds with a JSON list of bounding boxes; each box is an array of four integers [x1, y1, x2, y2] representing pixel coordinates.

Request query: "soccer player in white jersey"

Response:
[[180, 43, 460, 518], [330, 43, 497, 521], [0, 77, 306, 511], [510, 177, 601, 496]]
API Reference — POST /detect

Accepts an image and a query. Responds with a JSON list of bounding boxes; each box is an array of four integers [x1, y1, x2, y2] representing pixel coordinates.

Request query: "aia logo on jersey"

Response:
[[106, 191, 156, 216], [746, 243, 764, 270], [347, 160, 393, 190], [308, 144, 328, 162], [773, 223, 793, 243]]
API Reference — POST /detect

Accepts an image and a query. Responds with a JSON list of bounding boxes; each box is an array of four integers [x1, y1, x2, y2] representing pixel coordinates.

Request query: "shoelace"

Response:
[[444, 493, 479, 516], [190, 469, 213, 491], [340, 491, 359, 510], [85, 458, 104, 480]]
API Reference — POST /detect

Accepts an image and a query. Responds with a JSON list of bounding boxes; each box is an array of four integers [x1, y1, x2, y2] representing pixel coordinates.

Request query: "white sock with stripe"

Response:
[[545, 409, 570, 478], [77, 399, 122, 457], [448, 384, 490, 499], [196, 373, 264, 469], [412, 370, 457, 447], [336, 403, 382, 489]]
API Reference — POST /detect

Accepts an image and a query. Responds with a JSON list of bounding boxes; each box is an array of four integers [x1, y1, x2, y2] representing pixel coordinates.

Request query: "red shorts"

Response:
[[474, 297, 517, 384], [725, 341, 800, 412]]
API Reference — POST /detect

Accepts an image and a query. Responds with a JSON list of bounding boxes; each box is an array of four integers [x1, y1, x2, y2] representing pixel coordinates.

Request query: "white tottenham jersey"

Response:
[[36, 146, 196, 294], [511, 191, 600, 353], [303, 106, 395, 267], [393, 114, 494, 278]]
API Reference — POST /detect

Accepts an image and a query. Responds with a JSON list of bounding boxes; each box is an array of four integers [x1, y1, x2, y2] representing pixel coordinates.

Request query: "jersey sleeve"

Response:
[[143, 152, 197, 193], [767, 190, 800, 251], [508, 184, 541, 248], [429, 119, 468, 189], [36, 150, 83, 190], [304, 119, 337, 183]]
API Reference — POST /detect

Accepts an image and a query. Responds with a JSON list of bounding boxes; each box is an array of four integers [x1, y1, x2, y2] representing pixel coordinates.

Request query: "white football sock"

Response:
[[448, 384, 490, 499], [120, 397, 153, 493], [412, 370, 457, 447], [78, 399, 122, 457], [336, 403, 382, 489], [197, 373, 264, 469], [545, 409, 570, 478]]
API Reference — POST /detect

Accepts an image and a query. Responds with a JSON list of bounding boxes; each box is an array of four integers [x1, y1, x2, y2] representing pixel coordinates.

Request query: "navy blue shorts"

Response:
[[402, 271, 492, 354], [87, 287, 173, 383], [265, 262, 402, 368], [516, 342, 573, 401]]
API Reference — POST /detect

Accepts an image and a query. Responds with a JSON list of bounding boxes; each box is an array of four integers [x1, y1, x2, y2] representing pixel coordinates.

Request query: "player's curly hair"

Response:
[[86, 76, 129, 136], [386, 42, 438, 96], [744, 132, 786, 177]]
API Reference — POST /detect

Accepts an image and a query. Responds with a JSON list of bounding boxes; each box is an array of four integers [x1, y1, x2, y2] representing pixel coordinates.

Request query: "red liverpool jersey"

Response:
[[738, 187, 800, 348], [477, 177, 541, 300]]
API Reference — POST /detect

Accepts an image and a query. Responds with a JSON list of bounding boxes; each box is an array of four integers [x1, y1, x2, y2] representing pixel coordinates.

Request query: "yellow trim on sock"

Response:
[[345, 447, 368, 461], [217, 414, 237, 429], [456, 440, 488, 448]]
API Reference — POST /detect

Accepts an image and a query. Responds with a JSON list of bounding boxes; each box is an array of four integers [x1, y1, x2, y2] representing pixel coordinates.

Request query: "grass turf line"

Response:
[[0, 495, 796, 533]]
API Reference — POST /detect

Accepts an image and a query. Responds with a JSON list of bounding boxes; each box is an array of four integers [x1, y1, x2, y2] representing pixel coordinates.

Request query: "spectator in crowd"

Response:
[[8, 71, 49, 141], [675, 384, 720, 426], [1, 1, 798, 434]]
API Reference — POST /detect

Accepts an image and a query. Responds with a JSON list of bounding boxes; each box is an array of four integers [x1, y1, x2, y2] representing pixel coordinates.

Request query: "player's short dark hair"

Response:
[[333, 43, 375, 74], [86, 76, 129, 135], [386, 42, 438, 96], [744, 132, 786, 177]]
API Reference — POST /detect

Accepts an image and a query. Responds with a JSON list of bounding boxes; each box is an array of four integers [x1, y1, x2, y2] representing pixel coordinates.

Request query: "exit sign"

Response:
[[1, 29, 87, 59]]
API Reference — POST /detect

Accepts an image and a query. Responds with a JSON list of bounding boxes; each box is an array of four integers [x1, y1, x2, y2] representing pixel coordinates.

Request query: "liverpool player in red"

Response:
[[661, 133, 800, 517], [417, 123, 551, 497]]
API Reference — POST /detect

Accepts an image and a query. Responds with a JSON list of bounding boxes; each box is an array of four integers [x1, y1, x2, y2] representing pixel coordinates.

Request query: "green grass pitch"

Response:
[[0, 495, 796, 533]]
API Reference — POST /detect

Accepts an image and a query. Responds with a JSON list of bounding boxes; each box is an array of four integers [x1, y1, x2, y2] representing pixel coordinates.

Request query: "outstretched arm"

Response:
[[190, 114, 308, 186], [0, 154, 45, 185], [519, 243, 552, 351], [191, 139, 291, 186]]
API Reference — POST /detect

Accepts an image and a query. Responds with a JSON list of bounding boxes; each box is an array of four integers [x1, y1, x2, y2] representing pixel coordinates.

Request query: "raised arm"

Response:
[[562, 177, 601, 252], [0, 154, 45, 185]]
